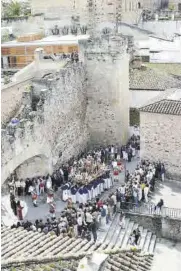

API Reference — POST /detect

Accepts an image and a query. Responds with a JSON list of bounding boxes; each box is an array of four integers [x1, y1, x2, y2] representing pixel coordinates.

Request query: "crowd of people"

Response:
[[10, 197, 122, 243], [8, 135, 166, 242]]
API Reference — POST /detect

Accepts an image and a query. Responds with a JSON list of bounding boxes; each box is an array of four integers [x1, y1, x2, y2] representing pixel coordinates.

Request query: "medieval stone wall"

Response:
[[140, 111, 181, 180], [1, 78, 33, 127], [82, 37, 130, 146], [1, 63, 89, 182]]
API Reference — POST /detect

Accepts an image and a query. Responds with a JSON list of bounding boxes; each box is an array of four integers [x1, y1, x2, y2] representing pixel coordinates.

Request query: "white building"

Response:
[[135, 34, 181, 63], [139, 88, 181, 180]]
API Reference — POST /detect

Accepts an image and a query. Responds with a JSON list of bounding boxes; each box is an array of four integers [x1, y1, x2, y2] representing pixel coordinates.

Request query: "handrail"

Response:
[[120, 202, 181, 219]]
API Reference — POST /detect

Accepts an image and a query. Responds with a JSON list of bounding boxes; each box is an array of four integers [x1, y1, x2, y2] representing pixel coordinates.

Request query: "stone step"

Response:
[[107, 215, 122, 249], [139, 228, 148, 250], [149, 234, 157, 254], [121, 220, 134, 249], [114, 218, 130, 249], [106, 214, 120, 249], [143, 231, 152, 252], [98, 213, 118, 249]]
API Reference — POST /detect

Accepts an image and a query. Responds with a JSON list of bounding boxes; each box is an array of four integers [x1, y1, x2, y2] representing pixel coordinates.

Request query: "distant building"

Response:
[[129, 61, 181, 126], [30, 0, 143, 24], [139, 88, 181, 180], [1, 34, 87, 70]]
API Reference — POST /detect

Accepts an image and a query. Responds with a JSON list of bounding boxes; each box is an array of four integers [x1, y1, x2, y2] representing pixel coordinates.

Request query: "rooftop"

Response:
[[1, 34, 90, 47], [130, 66, 181, 91], [145, 63, 181, 77], [139, 88, 181, 115]]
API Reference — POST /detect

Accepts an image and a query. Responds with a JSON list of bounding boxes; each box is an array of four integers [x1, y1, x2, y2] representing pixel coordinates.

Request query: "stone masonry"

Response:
[[1, 63, 89, 182], [140, 111, 181, 180], [1, 35, 130, 182], [80, 36, 130, 146]]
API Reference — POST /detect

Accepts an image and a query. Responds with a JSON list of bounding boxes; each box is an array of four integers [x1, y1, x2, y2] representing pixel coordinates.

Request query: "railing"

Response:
[[121, 202, 181, 219]]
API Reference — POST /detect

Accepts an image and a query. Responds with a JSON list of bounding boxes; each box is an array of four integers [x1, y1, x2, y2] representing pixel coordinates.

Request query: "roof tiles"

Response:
[[130, 67, 181, 90], [139, 99, 181, 115]]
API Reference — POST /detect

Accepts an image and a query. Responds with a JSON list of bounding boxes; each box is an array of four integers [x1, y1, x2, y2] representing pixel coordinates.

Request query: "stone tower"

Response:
[[79, 34, 130, 147]]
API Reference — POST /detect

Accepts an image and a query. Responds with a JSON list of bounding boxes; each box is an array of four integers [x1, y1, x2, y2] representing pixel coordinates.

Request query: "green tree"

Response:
[[4, 1, 22, 17], [169, 4, 175, 11]]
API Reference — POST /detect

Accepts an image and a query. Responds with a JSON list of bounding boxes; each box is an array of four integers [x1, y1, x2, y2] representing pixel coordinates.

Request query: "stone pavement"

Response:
[[152, 239, 181, 271], [150, 180, 181, 209], [1, 158, 139, 226]]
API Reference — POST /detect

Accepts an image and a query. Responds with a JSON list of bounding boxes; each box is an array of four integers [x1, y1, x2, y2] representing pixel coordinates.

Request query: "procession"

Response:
[[6, 135, 166, 246]]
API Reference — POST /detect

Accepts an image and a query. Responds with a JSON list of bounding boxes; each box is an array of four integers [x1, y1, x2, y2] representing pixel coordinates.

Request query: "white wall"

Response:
[[130, 90, 162, 108], [138, 21, 181, 39], [135, 35, 181, 63]]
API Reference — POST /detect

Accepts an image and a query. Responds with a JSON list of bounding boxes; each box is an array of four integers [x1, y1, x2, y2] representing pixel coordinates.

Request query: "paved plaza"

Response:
[[1, 158, 139, 226], [150, 181, 181, 209], [2, 157, 181, 227], [152, 239, 181, 271]]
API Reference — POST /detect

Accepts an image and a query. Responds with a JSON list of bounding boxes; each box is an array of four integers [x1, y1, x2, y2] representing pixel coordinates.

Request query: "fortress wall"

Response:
[[1, 63, 89, 182]]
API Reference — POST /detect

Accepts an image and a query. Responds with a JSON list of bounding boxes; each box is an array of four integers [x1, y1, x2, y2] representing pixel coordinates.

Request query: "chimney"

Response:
[[34, 48, 44, 71]]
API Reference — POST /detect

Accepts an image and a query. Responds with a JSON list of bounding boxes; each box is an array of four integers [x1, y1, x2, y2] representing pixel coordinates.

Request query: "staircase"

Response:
[[98, 213, 157, 253]]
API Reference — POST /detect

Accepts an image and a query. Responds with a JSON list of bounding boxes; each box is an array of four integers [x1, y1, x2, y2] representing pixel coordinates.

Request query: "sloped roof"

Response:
[[139, 88, 181, 115], [139, 99, 181, 115], [1, 225, 154, 270], [1, 260, 78, 271], [100, 251, 153, 271], [1, 250, 153, 271], [129, 67, 181, 91]]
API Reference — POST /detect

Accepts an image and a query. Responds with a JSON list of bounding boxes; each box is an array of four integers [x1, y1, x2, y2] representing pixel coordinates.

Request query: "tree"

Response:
[[3, 1, 22, 17], [168, 4, 175, 11]]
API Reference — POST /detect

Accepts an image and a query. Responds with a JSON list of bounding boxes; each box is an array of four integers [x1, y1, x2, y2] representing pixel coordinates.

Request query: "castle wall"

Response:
[[1, 78, 33, 126], [85, 46, 130, 146], [1, 63, 89, 182], [140, 111, 181, 180]]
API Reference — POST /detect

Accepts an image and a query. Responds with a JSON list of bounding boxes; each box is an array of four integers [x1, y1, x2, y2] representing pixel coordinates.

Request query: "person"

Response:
[[10, 193, 17, 216], [77, 214, 83, 236], [129, 230, 136, 245], [155, 199, 164, 212], [111, 193, 117, 214], [144, 184, 149, 203], [161, 164, 165, 182], [49, 202, 56, 219], [32, 192, 38, 207], [16, 201, 23, 221], [39, 178, 45, 195], [119, 212, 125, 228], [135, 228, 141, 245], [91, 218, 98, 243]]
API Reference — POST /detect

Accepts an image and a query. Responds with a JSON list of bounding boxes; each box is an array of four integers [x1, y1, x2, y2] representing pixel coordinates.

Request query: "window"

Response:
[[138, 2, 141, 9]]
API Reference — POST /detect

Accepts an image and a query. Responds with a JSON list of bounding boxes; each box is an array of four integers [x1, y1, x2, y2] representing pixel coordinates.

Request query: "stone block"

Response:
[[22, 90, 32, 106]]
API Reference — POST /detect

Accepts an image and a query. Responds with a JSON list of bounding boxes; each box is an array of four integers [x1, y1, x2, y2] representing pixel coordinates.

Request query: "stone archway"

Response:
[[1, 144, 53, 185], [15, 155, 49, 179]]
